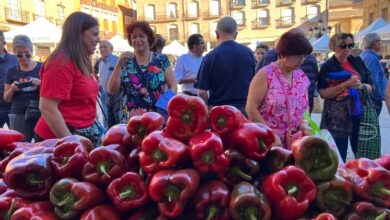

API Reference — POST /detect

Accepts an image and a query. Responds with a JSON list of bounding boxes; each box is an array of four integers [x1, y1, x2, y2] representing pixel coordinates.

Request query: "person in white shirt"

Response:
[[174, 34, 205, 96]]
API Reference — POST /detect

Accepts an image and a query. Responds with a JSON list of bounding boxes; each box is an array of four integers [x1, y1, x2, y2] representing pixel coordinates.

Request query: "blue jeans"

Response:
[[0, 111, 9, 128], [332, 116, 361, 162], [9, 113, 39, 142]]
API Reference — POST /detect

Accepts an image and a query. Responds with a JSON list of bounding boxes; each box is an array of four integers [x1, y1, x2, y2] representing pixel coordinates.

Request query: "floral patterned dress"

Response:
[[119, 52, 170, 123], [258, 62, 310, 146]]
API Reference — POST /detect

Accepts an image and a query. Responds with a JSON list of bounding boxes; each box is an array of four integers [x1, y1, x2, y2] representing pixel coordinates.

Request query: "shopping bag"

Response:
[[356, 86, 381, 159]]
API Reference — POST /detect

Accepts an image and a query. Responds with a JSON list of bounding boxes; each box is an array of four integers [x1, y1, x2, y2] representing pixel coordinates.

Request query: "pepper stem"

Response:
[[230, 166, 252, 181], [258, 139, 267, 150], [119, 186, 136, 200], [217, 116, 227, 127], [138, 124, 147, 135], [26, 173, 44, 186], [207, 206, 218, 220], [245, 207, 258, 220], [61, 156, 70, 166], [152, 148, 168, 162], [97, 162, 112, 178], [372, 182, 390, 196], [286, 183, 298, 196], [181, 111, 192, 125], [56, 193, 75, 207], [201, 150, 215, 164], [4, 199, 16, 220], [165, 185, 180, 202], [375, 212, 387, 220]]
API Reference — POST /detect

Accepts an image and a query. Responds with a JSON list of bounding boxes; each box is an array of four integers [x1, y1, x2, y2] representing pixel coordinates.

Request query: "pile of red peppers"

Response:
[[0, 94, 389, 219]]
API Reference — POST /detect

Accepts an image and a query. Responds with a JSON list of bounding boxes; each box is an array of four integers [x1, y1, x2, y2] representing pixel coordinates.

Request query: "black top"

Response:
[[0, 51, 18, 111]]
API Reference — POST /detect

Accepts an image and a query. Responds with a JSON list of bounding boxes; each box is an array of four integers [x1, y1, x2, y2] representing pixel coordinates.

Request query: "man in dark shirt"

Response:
[[196, 16, 256, 115], [0, 31, 18, 128]]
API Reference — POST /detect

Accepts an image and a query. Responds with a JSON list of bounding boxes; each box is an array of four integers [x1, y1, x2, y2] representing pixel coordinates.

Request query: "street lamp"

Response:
[[308, 18, 332, 39]]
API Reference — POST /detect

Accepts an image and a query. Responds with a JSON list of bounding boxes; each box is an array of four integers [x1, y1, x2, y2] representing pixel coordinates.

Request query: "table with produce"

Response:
[[0, 94, 388, 220]]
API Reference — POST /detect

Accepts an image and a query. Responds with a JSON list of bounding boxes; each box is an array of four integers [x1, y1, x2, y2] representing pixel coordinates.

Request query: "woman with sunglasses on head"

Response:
[[3, 35, 42, 142], [318, 33, 372, 162], [34, 12, 102, 146], [246, 30, 313, 148]]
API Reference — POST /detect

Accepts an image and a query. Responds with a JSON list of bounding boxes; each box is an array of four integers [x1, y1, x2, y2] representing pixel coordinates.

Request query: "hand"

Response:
[[117, 51, 134, 67], [299, 122, 312, 136], [31, 78, 41, 87], [346, 77, 362, 90], [11, 82, 20, 92], [272, 134, 283, 147]]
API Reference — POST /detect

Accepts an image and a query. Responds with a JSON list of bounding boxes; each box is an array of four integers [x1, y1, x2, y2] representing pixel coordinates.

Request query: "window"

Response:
[[103, 19, 109, 31], [34, 0, 46, 18], [169, 24, 179, 40], [282, 8, 293, 24], [167, 3, 177, 18], [145, 5, 156, 20], [57, 3, 65, 21], [257, 9, 268, 25], [190, 23, 200, 35], [368, 12, 374, 24], [233, 11, 245, 25], [210, 0, 220, 16], [335, 23, 341, 34], [211, 21, 218, 36], [382, 8, 388, 22], [234, 0, 245, 6], [188, 1, 199, 17], [112, 21, 117, 33], [307, 5, 319, 20], [7, 0, 21, 20]]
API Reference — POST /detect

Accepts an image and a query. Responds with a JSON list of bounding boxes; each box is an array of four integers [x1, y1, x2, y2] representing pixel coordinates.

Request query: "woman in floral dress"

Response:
[[108, 21, 177, 123]]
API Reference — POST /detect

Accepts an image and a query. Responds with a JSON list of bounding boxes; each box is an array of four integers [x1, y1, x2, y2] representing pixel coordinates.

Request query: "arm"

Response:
[[174, 57, 194, 84], [39, 97, 72, 138], [198, 89, 208, 104], [164, 65, 177, 93], [245, 69, 268, 124], [319, 77, 362, 99], [386, 82, 390, 114], [108, 52, 132, 95], [3, 83, 19, 103]]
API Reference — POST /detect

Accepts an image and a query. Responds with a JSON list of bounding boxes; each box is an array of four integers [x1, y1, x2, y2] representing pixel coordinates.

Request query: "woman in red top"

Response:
[[34, 12, 102, 145]]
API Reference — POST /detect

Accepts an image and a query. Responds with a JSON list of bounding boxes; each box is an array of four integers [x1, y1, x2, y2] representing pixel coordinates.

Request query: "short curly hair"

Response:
[[126, 21, 155, 47], [329, 33, 354, 51], [276, 31, 312, 57]]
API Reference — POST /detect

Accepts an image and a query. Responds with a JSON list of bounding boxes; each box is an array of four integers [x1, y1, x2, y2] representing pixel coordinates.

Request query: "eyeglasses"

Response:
[[291, 55, 307, 61], [338, 43, 355, 49], [16, 54, 32, 59]]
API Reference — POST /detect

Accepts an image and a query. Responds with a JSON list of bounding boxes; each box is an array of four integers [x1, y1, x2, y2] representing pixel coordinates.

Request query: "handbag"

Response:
[[67, 120, 104, 147], [25, 99, 40, 120], [356, 85, 381, 159]]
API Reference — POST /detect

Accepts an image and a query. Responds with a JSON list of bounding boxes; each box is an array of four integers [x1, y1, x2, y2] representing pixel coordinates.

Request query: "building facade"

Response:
[[328, 0, 363, 35], [362, 0, 390, 26]]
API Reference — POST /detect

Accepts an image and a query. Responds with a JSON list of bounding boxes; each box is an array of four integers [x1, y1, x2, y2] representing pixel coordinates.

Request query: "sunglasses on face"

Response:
[[16, 54, 32, 59], [338, 43, 355, 49]]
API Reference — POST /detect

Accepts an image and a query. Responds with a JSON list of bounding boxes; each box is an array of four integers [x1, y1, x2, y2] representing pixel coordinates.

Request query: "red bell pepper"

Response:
[[343, 201, 390, 220], [0, 129, 24, 147], [4, 153, 53, 200], [189, 131, 229, 174], [260, 166, 317, 220], [0, 197, 30, 220], [82, 147, 129, 187], [126, 205, 159, 220], [104, 144, 129, 159], [343, 158, 390, 207], [261, 146, 294, 174], [209, 105, 248, 136], [0, 179, 6, 195], [230, 123, 274, 160], [80, 205, 121, 220], [192, 180, 230, 220], [128, 147, 141, 173], [49, 178, 105, 219], [51, 141, 89, 179], [313, 213, 337, 220], [103, 124, 136, 149], [35, 138, 58, 148], [375, 154, 390, 171], [106, 172, 149, 212], [0, 143, 34, 174], [10, 201, 58, 220], [149, 169, 200, 218], [56, 135, 94, 152], [230, 181, 271, 220], [127, 112, 164, 146], [165, 94, 209, 142], [140, 131, 188, 174]]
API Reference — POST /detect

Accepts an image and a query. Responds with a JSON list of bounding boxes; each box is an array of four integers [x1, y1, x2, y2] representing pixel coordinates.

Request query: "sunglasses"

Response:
[[338, 43, 355, 49], [16, 54, 32, 59]]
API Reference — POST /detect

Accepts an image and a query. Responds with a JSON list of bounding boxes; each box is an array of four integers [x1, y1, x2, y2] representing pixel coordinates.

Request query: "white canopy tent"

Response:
[[355, 18, 389, 43], [376, 24, 390, 41], [162, 40, 187, 56], [4, 18, 62, 44], [311, 34, 330, 53], [108, 35, 134, 52], [247, 40, 261, 51]]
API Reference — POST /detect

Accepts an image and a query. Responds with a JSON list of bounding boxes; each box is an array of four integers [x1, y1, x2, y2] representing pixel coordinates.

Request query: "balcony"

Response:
[[276, 0, 296, 7], [139, 13, 179, 22], [251, 17, 270, 29], [184, 12, 200, 20], [32, 13, 46, 21], [230, 0, 246, 10], [251, 0, 270, 8], [4, 8, 30, 23], [80, 0, 118, 13], [202, 10, 222, 19], [301, 14, 319, 24], [276, 16, 296, 27], [301, 0, 321, 4]]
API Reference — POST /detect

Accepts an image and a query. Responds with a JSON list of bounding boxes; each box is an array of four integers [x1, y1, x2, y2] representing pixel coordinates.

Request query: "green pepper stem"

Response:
[[56, 193, 75, 207], [201, 150, 215, 164], [138, 124, 147, 135], [372, 182, 390, 196], [375, 212, 387, 220], [379, 187, 390, 196], [287, 184, 298, 196], [181, 111, 192, 125], [230, 166, 252, 181], [259, 139, 267, 150], [4, 199, 16, 220], [165, 185, 180, 202], [97, 162, 111, 178], [26, 173, 44, 186], [217, 116, 227, 127], [62, 156, 70, 166], [245, 207, 258, 220], [152, 148, 168, 162], [119, 186, 136, 200], [206, 206, 218, 220]]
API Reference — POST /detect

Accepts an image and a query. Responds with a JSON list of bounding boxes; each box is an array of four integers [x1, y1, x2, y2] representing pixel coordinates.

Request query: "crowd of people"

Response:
[[0, 11, 389, 161]]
